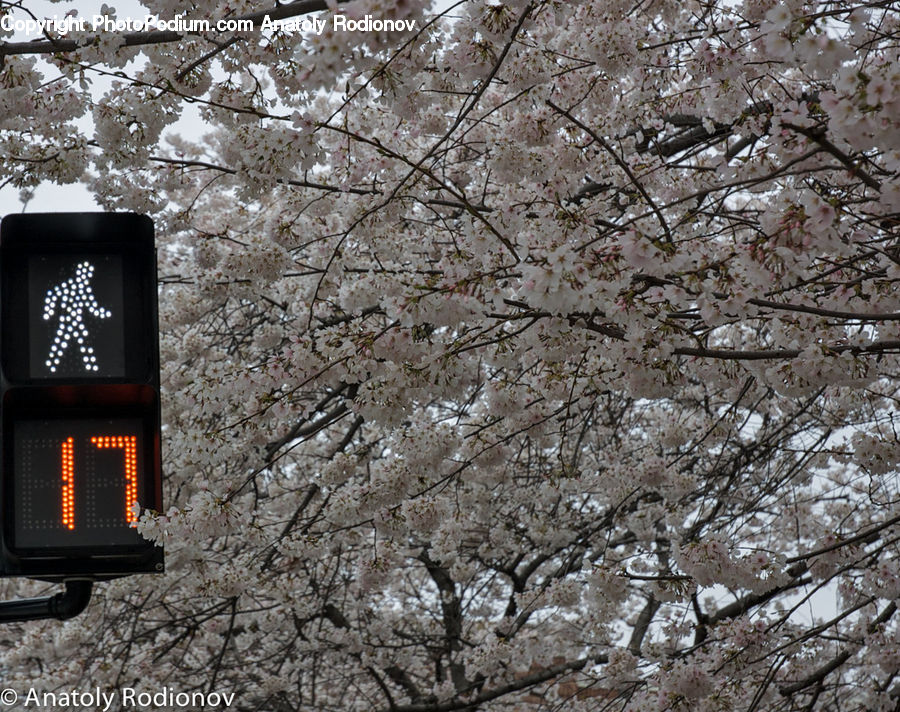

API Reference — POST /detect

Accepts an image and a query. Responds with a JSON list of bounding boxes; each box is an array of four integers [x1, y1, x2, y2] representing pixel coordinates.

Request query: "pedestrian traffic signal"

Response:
[[0, 213, 163, 579]]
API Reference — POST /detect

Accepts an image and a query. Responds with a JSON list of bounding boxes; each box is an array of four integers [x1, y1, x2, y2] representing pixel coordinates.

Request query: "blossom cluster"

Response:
[[1, 0, 899, 710]]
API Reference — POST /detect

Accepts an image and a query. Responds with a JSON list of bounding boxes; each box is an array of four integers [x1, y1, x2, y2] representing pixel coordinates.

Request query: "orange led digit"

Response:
[[91, 435, 140, 525], [61, 436, 75, 529]]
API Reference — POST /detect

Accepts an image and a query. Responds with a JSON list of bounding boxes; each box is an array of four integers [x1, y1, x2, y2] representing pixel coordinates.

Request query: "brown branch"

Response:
[[671, 339, 900, 361], [419, 551, 467, 693], [741, 297, 900, 322], [783, 123, 882, 191], [150, 156, 380, 196], [628, 594, 661, 656], [785, 512, 900, 565], [175, 36, 242, 81], [547, 99, 673, 244], [386, 654, 609, 712], [264, 400, 350, 459], [779, 601, 898, 696], [708, 566, 811, 627], [502, 299, 900, 360]]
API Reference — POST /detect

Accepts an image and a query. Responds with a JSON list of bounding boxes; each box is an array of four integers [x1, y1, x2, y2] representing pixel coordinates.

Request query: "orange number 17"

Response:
[[60, 435, 139, 529]]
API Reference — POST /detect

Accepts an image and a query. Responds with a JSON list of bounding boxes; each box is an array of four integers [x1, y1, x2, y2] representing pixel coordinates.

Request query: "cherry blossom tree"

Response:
[[1, 0, 899, 710]]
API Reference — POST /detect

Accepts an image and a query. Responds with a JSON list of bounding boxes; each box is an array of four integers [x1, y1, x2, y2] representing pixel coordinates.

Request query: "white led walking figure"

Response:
[[42, 261, 111, 373]]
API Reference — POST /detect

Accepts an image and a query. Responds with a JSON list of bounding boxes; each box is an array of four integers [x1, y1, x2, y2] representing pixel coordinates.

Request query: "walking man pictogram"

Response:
[[42, 261, 111, 373]]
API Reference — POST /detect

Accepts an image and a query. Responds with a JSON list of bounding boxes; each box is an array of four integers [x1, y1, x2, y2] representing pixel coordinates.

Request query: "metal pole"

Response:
[[0, 580, 92, 622]]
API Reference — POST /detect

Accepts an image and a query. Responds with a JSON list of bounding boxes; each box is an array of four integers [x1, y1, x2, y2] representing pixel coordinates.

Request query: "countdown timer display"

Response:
[[12, 418, 146, 550]]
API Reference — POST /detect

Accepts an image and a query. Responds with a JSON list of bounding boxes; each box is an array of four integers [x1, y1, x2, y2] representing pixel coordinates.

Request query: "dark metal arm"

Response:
[[0, 580, 92, 622]]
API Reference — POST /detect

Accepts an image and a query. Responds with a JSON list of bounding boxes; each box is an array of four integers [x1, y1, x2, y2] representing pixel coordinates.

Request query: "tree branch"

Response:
[[779, 601, 898, 696], [386, 654, 609, 712], [547, 99, 673, 244]]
